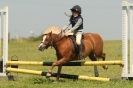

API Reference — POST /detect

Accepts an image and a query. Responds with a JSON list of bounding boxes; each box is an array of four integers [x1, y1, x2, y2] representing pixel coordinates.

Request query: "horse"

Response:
[[38, 25, 107, 80]]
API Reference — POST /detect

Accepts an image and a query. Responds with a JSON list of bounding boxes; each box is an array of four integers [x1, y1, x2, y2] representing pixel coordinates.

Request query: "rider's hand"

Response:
[[62, 25, 68, 30], [64, 30, 73, 36], [64, 12, 71, 17]]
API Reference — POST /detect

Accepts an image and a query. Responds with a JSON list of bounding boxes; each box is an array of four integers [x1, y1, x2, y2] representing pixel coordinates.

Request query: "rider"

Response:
[[64, 5, 83, 59]]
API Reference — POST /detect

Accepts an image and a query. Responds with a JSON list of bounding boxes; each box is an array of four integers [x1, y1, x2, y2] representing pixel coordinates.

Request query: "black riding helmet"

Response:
[[70, 5, 81, 14]]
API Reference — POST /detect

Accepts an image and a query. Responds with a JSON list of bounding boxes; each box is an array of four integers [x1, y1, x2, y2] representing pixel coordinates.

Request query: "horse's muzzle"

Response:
[[38, 43, 46, 51]]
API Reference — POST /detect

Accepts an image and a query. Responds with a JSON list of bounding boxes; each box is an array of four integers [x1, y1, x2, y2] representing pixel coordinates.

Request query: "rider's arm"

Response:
[[63, 23, 71, 30], [64, 12, 71, 17], [63, 12, 72, 30], [70, 18, 82, 32]]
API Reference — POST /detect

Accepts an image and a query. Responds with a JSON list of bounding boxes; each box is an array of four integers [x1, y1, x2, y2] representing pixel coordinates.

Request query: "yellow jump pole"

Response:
[[6, 68, 110, 82], [7, 61, 43, 66], [83, 60, 123, 66], [6, 67, 42, 75], [79, 76, 110, 81], [6, 60, 123, 66]]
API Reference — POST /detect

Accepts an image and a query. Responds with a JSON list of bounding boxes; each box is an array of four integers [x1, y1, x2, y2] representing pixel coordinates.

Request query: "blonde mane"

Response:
[[43, 25, 62, 35]]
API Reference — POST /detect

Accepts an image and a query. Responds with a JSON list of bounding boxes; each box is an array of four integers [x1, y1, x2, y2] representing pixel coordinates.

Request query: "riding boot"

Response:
[[78, 45, 83, 60]]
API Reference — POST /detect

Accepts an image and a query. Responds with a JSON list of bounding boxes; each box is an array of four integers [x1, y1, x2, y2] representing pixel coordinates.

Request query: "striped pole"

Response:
[[6, 60, 123, 66], [6, 68, 110, 81]]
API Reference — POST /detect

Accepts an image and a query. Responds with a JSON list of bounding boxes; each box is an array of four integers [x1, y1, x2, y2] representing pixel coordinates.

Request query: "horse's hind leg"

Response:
[[89, 54, 99, 77], [101, 53, 108, 70], [56, 66, 62, 81], [94, 65, 99, 77]]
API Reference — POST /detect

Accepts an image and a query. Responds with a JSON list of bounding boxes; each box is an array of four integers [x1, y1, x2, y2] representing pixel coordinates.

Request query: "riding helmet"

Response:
[[70, 5, 81, 14]]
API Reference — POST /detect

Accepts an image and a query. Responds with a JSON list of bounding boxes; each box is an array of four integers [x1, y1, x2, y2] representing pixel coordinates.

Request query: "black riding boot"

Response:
[[77, 45, 82, 60]]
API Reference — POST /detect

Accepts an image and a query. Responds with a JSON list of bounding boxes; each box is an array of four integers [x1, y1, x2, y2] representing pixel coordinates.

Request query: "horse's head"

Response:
[[38, 25, 62, 51]]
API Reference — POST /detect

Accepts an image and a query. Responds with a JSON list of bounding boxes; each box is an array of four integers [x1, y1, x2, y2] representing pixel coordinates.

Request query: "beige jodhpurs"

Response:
[[76, 31, 82, 45]]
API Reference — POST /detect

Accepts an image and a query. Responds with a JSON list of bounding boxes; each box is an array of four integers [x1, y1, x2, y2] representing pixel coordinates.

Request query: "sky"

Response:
[[0, 0, 133, 40]]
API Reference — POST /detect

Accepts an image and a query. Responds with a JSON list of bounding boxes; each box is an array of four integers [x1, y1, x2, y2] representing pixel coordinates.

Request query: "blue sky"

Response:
[[0, 0, 132, 39]]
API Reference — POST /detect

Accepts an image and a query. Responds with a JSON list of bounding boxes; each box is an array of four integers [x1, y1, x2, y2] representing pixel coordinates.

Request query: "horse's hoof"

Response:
[[46, 72, 52, 78], [103, 65, 108, 70], [95, 74, 99, 77]]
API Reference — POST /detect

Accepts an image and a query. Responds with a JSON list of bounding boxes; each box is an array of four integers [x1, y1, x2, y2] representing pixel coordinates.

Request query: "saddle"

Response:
[[69, 35, 83, 56]]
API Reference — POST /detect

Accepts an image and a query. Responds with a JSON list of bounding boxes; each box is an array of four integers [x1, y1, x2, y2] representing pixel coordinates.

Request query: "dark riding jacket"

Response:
[[69, 15, 83, 31]]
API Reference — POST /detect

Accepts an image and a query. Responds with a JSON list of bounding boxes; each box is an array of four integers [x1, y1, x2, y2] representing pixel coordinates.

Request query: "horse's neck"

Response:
[[52, 34, 63, 46], [53, 36, 69, 49]]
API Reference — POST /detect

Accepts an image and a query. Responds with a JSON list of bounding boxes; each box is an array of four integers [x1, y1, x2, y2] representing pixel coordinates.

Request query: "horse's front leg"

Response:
[[46, 58, 68, 79]]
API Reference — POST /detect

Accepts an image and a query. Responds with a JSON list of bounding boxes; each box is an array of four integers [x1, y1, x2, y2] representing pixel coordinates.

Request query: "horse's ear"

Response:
[[50, 31, 52, 36], [60, 30, 63, 34]]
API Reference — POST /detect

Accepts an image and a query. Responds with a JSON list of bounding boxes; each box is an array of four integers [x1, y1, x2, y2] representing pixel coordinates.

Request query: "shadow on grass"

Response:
[[30, 77, 69, 84]]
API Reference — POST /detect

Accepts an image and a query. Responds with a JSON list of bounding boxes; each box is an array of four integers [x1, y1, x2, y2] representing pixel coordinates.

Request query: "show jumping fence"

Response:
[[0, 0, 133, 81]]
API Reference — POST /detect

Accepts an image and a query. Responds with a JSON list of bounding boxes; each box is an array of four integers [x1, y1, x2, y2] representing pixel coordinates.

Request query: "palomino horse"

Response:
[[38, 25, 107, 80]]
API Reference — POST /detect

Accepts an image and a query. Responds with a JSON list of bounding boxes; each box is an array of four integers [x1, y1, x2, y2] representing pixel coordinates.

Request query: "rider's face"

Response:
[[72, 11, 79, 17]]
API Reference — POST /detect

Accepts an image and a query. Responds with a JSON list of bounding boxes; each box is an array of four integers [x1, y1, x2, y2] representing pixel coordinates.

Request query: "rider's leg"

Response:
[[76, 31, 82, 59]]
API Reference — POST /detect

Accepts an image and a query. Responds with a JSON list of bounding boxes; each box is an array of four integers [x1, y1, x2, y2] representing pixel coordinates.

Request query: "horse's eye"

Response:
[[47, 35, 51, 38], [46, 36, 50, 40]]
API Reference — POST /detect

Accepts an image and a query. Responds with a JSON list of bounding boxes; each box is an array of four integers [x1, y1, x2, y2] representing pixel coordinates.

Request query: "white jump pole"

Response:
[[0, 6, 8, 76], [122, 0, 129, 79], [122, 0, 133, 79], [129, 2, 133, 77]]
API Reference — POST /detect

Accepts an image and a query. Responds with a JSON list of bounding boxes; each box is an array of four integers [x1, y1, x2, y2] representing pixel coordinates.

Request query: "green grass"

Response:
[[0, 39, 133, 88]]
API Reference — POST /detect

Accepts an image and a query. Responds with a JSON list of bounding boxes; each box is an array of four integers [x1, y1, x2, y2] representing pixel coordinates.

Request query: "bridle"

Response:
[[41, 31, 63, 48], [40, 34, 53, 48]]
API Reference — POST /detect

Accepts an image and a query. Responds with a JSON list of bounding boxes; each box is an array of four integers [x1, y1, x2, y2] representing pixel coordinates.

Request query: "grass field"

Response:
[[0, 39, 133, 88]]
